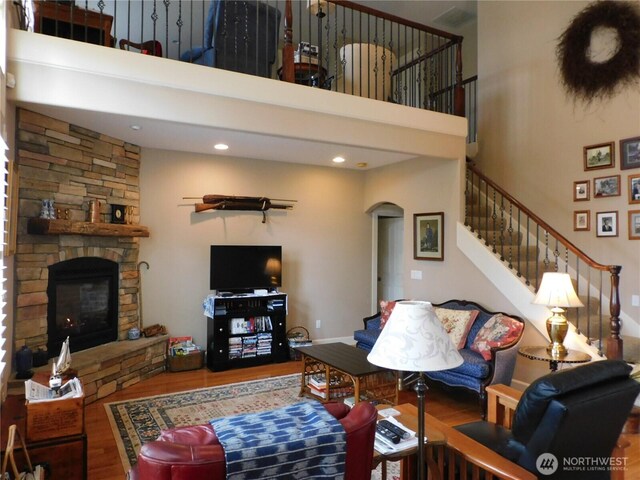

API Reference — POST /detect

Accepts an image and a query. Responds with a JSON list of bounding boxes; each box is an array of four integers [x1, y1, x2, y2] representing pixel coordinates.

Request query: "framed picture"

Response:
[[593, 174, 621, 198], [629, 210, 640, 240], [573, 210, 590, 231], [584, 142, 614, 170], [620, 136, 640, 170], [596, 211, 618, 237], [573, 180, 589, 201], [414, 212, 444, 261], [628, 174, 640, 204]]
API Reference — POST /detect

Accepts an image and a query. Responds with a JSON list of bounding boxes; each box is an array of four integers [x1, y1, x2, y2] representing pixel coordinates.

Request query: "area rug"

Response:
[[105, 373, 399, 479]]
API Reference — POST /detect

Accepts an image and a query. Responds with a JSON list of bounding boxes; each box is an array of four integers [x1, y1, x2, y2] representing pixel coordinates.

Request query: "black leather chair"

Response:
[[454, 360, 639, 479], [180, 0, 281, 78]]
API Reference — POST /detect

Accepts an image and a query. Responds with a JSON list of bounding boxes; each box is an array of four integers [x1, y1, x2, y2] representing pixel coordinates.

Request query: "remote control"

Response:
[[378, 419, 411, 440], [376, 423, 401, 444]]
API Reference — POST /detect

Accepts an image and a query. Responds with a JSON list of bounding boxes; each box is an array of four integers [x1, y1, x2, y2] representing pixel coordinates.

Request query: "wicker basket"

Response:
[[167, 351, 204, 372], [287, 326, 312, 360]]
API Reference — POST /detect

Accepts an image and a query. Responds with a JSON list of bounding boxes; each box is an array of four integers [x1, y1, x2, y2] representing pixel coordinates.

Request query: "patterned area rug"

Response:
[[105, 373, 399, 479]]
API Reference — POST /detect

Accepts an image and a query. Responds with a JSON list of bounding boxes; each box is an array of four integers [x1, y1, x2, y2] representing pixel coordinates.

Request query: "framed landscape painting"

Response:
[[593, 175, 620, 198], [620, 136, 640, 170], [596, 211, 618, 238], [584, 142, 614, 171], [414, 212, 444, 261]]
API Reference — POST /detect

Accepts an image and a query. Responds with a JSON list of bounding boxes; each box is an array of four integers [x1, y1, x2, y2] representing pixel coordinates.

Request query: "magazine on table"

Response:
[[374, 416, 424, 455]]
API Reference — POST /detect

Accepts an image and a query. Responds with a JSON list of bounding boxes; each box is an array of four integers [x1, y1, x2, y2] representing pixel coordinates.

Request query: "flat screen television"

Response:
[[210, 245, 282, 292]]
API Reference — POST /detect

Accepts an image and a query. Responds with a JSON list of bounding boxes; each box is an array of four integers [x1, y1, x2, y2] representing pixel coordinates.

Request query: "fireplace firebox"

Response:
[[47, 257, 119, 357]]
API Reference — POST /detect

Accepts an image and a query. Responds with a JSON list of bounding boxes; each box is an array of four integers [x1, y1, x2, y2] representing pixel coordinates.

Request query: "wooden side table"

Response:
[[372, 403, 446, 480], [33, 2, 113, 47], [518, 345, 591, 372], [279, 62, 328, 87]]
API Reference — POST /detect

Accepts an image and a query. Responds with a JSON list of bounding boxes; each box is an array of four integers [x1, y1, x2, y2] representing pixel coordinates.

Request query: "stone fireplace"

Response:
[[12, 109, 165, 403], [15, 108, 142, 352]]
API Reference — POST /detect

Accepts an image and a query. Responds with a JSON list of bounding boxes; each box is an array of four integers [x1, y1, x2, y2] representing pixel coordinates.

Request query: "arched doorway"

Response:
[[370, 203, 404, 313]]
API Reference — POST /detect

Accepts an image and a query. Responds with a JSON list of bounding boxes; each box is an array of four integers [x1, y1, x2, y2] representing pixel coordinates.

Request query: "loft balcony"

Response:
[[9, 0, 474, 168]]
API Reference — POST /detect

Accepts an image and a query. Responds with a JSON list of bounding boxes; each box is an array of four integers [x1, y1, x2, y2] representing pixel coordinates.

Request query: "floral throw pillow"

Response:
[[471, 314, 524, 361], [433, 307, 479, 349], [379, 300, 397, 330]]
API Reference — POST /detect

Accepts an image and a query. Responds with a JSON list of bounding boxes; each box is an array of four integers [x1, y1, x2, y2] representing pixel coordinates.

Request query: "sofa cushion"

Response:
[[434, 307, 479, 349], [379, 300, 397, 330], [471, 314, 524, 361]]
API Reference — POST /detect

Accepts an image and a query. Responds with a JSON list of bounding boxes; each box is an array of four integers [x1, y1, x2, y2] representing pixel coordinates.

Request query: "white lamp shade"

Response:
[[533, 272, 583, 308], [367, 301, 463, 372]]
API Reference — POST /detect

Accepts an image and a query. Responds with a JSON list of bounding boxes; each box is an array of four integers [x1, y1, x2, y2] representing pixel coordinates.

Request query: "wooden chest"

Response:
[[26, 395, 85, 442]]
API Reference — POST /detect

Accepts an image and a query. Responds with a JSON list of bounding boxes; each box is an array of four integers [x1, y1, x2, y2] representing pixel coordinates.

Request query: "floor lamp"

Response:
[[368, 301, 463, 480]]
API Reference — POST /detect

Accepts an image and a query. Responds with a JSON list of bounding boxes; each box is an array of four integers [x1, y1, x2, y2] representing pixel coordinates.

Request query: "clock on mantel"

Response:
[[27, 218, 150, 238]]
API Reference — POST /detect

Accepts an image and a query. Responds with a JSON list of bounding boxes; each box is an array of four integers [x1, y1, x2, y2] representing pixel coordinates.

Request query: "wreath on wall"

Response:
[[557, 0, 640, 103]]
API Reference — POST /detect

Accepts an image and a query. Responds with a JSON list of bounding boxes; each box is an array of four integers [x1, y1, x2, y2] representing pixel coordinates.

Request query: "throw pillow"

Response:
[[471, 314, 524, 361], [379, 300, 397, 330], [433, 307, 479, 349]]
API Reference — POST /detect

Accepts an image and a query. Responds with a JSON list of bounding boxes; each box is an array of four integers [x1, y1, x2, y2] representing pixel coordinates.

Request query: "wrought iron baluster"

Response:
[[516, 208, 521, 276], [491, 189, 497, 253], [507, 203, 513, 269]]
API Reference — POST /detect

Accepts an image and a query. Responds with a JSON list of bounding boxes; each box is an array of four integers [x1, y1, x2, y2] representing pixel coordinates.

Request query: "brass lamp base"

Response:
[[546, 308, 568, 358]]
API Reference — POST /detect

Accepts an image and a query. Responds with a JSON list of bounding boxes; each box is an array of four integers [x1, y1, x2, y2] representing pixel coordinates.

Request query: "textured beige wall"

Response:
[[139, 149, 372, 345], [477, 1, 640, 332]]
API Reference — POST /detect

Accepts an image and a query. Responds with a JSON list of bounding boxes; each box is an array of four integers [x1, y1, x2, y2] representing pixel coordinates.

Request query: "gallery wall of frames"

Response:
[[573, 136, 640, 240]]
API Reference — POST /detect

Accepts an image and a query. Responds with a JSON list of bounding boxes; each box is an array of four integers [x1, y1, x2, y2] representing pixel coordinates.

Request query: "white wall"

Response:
[[477, 1, 640, 331], [363, 155, 514, 308], [139, 149, 372, 345]]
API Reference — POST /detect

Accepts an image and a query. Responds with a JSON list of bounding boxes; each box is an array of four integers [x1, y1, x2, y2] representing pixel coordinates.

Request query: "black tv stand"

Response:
[[206, 293, 288, 371]]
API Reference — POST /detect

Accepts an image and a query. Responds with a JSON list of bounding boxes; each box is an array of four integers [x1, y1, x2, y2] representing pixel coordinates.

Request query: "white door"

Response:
[[377, 216, 404, 304]]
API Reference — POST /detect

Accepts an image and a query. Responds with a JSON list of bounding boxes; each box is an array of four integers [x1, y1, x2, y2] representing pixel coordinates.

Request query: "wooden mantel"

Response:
[[27, 218, 150, 237]]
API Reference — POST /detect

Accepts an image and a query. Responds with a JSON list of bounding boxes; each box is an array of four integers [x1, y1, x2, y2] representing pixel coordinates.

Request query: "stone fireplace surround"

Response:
[[12, 109, 165, 403]]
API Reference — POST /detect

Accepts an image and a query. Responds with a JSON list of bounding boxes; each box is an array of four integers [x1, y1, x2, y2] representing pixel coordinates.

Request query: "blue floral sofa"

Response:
[[354, 299, 526, 417]]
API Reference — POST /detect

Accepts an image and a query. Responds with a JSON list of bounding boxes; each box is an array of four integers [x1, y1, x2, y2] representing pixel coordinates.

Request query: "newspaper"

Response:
[[25, 377, 83, 403]]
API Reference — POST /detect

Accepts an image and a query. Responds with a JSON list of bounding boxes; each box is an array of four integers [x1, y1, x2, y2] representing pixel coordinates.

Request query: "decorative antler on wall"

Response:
[[184, 195, 296, 223]]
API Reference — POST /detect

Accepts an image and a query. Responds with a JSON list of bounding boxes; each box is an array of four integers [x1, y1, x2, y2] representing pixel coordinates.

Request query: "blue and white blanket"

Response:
[[210, 401, 346, 479]]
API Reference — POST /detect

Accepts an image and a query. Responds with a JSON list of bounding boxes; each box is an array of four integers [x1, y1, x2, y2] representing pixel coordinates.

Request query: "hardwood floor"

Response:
[[87, 360, 639, 480]]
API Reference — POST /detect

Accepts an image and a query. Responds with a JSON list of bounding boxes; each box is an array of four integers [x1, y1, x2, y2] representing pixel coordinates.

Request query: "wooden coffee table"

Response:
[[373, 403, 446, 480], [293, 342, 398, 405]]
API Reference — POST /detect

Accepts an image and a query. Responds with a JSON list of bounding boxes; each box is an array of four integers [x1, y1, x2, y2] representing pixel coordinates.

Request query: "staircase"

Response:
[[463, 164, 640, 363]]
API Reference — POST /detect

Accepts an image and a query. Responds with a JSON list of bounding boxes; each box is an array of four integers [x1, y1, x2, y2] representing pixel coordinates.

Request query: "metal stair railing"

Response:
[[465, 164, 623, 359]]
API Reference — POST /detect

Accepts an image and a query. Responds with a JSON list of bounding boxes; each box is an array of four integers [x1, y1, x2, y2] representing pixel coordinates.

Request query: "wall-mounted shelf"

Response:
[[27, 218, 150, 237]]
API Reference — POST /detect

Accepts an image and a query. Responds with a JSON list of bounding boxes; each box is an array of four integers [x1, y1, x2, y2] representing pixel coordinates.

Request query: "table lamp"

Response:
[[367, 301, 463, 480], [533, 272, 583, 357]]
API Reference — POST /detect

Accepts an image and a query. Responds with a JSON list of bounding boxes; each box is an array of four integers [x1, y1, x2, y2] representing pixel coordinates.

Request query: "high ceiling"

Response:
[[16, 1, 476, 170]]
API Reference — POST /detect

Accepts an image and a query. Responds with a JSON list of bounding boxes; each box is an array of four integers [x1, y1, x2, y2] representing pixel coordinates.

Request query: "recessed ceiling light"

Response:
[[356, 162, 368, 168], [332, 156, 345, 164], [129, 125, 142, 131], [214, 143, 229, 151]]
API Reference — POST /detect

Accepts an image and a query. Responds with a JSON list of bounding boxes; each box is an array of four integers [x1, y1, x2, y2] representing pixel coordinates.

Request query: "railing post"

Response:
[[281, 0, 295, 83], [607, 265, 623, 360], [454, 40, 465, 117]]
